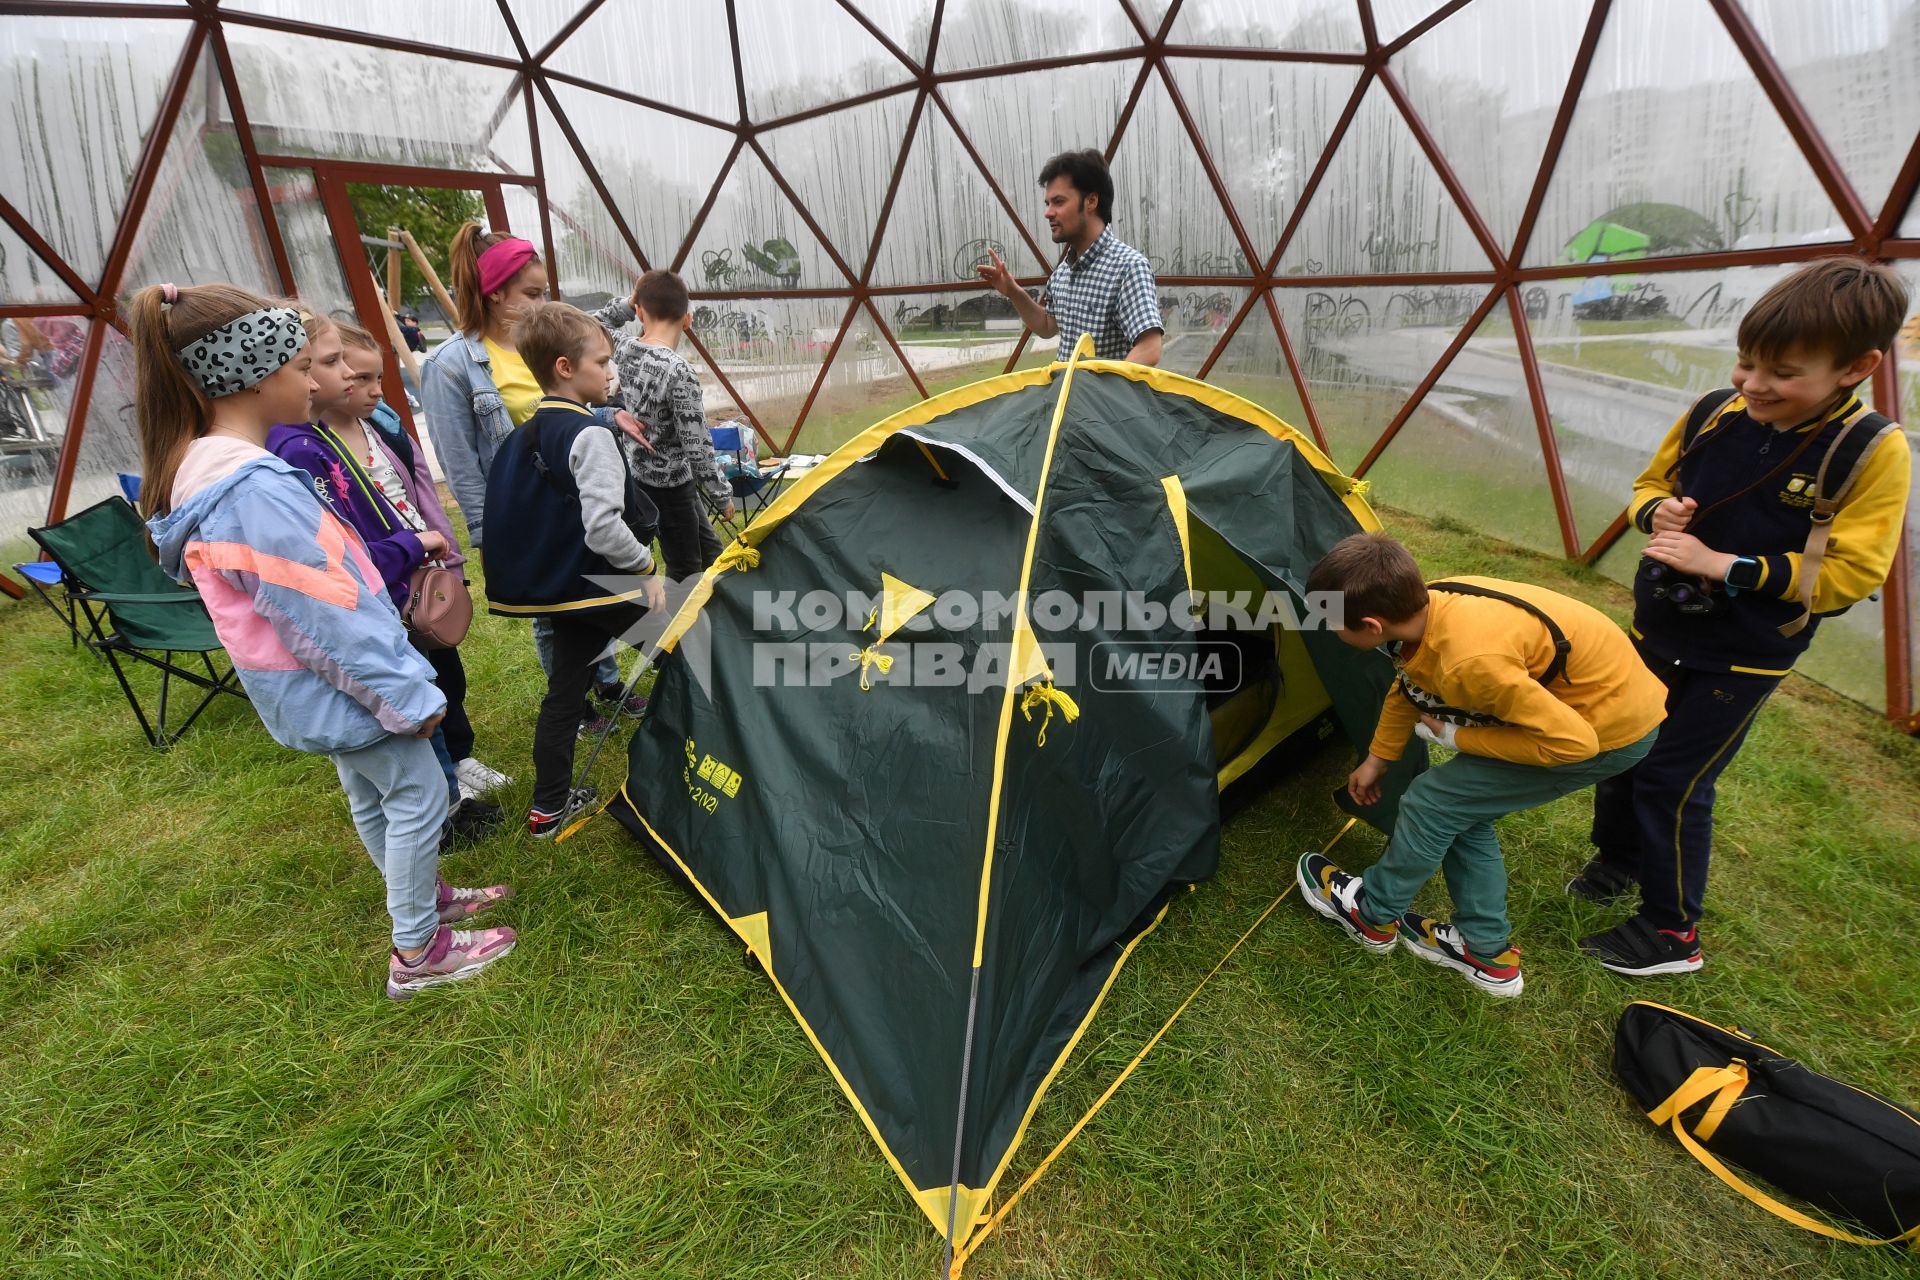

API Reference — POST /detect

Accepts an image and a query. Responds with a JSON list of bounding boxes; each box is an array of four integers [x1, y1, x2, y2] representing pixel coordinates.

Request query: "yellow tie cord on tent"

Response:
[[946, 817, 1358, 1278]]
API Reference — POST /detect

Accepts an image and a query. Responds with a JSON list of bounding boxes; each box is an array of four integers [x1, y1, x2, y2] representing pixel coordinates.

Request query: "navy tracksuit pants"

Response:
[[1588, 653, 1780, 931]]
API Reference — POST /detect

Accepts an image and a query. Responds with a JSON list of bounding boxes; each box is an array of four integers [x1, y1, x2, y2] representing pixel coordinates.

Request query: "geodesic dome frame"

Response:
[[3, 0, 1918, 721]]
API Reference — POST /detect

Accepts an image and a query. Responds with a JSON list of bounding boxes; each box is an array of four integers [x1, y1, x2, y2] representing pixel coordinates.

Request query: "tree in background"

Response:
[[345, 184, 485, 319]]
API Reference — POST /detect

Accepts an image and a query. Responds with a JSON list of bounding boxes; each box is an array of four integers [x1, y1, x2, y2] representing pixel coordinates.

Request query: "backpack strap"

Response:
[[1665, 388, 1743, 492], [1779, 414, 1902, 638], [1427, 581, 1573, 685]]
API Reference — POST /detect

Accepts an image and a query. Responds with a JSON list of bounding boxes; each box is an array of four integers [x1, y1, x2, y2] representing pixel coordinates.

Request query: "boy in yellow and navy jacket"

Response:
[[1296, 534, 1667, 997], [1574, 258, 1911, 977]]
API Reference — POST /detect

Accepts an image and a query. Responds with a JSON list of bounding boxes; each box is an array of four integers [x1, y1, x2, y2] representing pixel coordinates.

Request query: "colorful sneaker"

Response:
[[1396, 912, 1524, 997], [1581, 916, 1703, 976], [1295, 852, 1398, 952], [577, 710, 613, 739], [596, 685, 649, 718], [436, 874, 513, 924], [1566, 858, 1637, 908], [385, 924, 516, 1000], [455, 756, 513, 801], [528, 786, 598, 840]]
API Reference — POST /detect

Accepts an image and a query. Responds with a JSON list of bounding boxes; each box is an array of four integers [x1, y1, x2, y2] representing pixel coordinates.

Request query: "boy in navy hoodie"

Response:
[[482, 303, 662, 837]]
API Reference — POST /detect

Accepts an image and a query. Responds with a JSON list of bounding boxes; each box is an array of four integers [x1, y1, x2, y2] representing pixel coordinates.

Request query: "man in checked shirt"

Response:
[[975, 149, 1164, 366]]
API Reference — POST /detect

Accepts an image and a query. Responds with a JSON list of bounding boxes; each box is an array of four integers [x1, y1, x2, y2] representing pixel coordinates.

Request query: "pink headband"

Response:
[[477, 237, 537, 295]]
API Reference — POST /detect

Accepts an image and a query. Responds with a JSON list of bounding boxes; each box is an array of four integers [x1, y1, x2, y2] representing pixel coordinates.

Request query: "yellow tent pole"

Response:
[[369, 279, 421, 386]]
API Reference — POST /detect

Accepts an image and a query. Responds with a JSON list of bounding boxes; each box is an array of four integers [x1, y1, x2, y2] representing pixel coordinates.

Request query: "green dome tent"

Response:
[[607, 337, 1421, 1261]]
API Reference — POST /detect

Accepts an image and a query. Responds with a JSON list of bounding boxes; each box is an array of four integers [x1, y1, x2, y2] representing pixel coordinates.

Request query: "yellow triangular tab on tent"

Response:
[[912, 1180, 992, 1247], [874, 572, 937, 644], [1008, 625, 1052, 689], [732, 911, 772, 967]]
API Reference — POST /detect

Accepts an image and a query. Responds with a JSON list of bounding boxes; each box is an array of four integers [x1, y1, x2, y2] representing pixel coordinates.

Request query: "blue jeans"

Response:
[[1358, 728, 1659, 955], [331, 733, 448, 951], [532, 616, 619, 696], [430, 726, 460, 807]]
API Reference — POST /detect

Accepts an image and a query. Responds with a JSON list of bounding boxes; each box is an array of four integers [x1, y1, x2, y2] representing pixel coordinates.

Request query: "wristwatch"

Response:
[[1723, 555, 1762, 594]]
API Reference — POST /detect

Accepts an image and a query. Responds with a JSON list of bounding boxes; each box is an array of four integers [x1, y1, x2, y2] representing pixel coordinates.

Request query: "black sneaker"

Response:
[[596, 685, 649, 718], [529, 786, 598, 840], [1396, 911, 1524, 998], [1580, 915, 1702, 976], [443, 798, 505, 848], [1294, 852, 1398, 952], [1566, 858, 1637, 907]]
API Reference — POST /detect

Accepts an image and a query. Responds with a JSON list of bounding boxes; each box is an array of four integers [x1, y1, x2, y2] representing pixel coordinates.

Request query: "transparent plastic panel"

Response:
[[787, 305, 926, 456], [1106, 72, 1249, 276], [1167, 0, 1365, 51], [222, 0, 519, 59], [737, 0, 915, 121], [545, 1, 739, 124], [1166, 57, 1360, 265], [940, 60, 1140, 252], [852, 0, 939, 64], [68, 324, 144, 523], [0, 317, 89, 560], [759, 90, 918, 272], [1527, 264, 1797, 563], [485, 85, 536, 177], [0, 17, 190, 294], [867, 104, 1050, 288], [1355, 295, 1567, 554], [1270, 282, 1488, 475], [263, 168, 354, 321], [510, 0, 599, 58], [883, 288, 1028, 395], [543, 81, 736, 271], [222, 27, 521, 171], [681, 147, 850, 292], [1523, 0, 1850, 268], [935, 0, 1142, 72], [1740, 0, 1920, 225], [121, 58, 278, 300], [0, 224, 79, 306], [1904, 195, 1919, 239], [1205, 300, 1313, 444], [691, 295, 854, 451], [1391, 0, 1589, 254], [1154, 283, 1249, 377], [533, 91, 646, 299], [1276, 77, 1492, 278], [1369, 0, 1450, 46]]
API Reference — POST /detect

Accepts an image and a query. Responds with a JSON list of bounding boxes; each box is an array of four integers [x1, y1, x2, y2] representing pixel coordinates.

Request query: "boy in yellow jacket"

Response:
[[1296, 534, 1667, 997], [1574, 258, 1910, 976]]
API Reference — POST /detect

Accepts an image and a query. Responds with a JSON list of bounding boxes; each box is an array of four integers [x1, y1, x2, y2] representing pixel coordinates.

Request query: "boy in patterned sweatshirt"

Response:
[[1295, 534, 1667, 997]]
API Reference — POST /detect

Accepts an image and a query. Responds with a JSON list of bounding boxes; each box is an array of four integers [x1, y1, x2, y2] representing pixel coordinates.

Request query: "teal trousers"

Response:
[[1358, 728, 1658, 956]]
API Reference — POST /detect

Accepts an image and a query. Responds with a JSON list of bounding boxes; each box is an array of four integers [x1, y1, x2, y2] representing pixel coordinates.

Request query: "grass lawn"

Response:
[[4, 498, 1919, 1278]]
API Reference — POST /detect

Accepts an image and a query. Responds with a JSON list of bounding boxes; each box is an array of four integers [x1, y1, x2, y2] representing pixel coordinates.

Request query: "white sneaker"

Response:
[[455, 756, 513, 801]]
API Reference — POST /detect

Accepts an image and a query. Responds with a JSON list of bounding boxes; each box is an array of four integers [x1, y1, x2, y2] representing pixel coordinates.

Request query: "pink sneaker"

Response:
[[385, 924, 516, 1000], [436, 875, 513, 924]]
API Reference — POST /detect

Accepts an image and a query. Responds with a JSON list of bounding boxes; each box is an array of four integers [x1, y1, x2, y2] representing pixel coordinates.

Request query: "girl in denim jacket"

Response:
[[134, 281, 515, 1001]]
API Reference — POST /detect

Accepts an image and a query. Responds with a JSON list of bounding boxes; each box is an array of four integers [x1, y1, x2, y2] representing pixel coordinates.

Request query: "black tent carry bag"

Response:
[[1614, 1001, 1920, 1246]]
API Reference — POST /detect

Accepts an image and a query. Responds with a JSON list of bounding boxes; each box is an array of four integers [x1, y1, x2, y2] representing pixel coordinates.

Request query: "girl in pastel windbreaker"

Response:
[[132, 281, 516, 1001]]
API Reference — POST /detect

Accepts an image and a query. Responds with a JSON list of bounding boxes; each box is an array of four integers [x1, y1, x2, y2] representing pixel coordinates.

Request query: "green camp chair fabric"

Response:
[[29, 496, 243, 746], [610, 346, 1422, 1252]]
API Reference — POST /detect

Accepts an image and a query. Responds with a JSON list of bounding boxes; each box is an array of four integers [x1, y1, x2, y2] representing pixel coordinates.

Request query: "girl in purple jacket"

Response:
[[267, 314, 509, 842]]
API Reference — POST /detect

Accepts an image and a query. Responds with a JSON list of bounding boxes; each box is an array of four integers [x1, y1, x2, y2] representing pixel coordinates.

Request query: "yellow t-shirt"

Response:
[[483, 337, 542, 426]]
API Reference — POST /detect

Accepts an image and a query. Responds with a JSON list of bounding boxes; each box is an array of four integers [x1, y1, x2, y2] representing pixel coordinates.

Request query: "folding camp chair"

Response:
[[701, 421, 793, 540], [28, 496, 247, 747], [10, 558, 80, 646]]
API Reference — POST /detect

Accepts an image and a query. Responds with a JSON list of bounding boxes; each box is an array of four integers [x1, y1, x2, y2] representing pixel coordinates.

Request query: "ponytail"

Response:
[[128, 281, 283, 521], [449, 221, 494, 335]]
